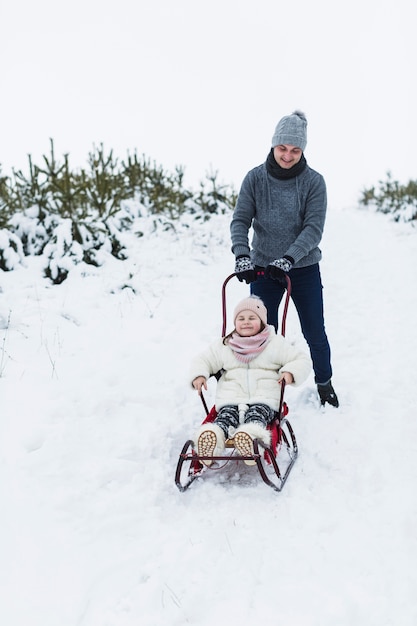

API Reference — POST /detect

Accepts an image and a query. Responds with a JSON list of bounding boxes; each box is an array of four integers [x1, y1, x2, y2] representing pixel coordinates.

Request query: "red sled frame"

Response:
[[175, 272, 298, 493]]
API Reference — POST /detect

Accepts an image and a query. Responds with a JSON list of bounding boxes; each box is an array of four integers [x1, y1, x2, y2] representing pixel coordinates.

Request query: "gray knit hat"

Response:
[[271, 110, 307, 151]]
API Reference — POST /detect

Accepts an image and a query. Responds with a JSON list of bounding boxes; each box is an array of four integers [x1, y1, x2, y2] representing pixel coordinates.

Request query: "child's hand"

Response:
[[278, 371, 294, 385], [192, 376, 207, 394]]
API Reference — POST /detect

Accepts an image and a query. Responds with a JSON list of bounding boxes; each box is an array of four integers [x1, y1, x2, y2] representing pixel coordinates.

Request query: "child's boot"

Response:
[[233, 423, 271, 466], [194, 424, 226, 467]]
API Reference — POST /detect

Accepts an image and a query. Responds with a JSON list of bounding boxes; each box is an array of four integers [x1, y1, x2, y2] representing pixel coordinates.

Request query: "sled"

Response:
[[175, 273, 298, 493]]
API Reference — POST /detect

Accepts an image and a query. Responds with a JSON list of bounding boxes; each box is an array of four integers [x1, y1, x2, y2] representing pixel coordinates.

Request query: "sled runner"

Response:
[[175, 273, 298, 493]]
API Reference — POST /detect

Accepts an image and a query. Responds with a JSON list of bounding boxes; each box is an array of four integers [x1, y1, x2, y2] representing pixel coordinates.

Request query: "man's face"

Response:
[[273, 144, 302, 169]]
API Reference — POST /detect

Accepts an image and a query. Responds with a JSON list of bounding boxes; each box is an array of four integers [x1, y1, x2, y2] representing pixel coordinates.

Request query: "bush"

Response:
[[0, 228, 24, 271], [359, 172, 417, 223], [0, 140, 237, 283]]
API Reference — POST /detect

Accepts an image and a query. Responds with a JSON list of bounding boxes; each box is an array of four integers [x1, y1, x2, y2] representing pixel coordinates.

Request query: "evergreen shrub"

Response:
[[0, 140, 237, 281], [359, 172, 417, 223]]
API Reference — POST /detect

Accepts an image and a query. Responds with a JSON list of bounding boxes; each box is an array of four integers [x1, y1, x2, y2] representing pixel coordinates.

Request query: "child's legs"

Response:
[[214, 405, 240, 438], [243, 403, 275, 428], [234, 404, 273, 460]]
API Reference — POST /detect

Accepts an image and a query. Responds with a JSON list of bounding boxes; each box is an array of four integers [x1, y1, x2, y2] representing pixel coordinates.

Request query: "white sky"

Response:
[[1, 0, 416, 207]]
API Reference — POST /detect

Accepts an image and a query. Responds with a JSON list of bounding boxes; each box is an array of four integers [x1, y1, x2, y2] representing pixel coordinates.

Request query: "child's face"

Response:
[[235, 310, 262, 337]]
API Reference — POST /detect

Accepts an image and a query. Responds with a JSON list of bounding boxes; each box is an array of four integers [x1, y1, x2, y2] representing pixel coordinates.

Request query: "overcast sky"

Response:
[[1, 0, 415, 208]]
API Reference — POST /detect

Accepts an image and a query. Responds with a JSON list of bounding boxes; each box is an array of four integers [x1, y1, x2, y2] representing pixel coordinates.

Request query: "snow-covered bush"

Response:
[[0, 140, 236, 283], [43, 218, 126, 284], [8, 206, 55, 256], [360, 172, 417, 223], [43, 219, 84, 284], [0, 229, 25, 271]]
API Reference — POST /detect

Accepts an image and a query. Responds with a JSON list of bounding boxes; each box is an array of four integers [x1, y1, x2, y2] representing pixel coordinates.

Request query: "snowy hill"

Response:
[[0, 206, 416, 626]]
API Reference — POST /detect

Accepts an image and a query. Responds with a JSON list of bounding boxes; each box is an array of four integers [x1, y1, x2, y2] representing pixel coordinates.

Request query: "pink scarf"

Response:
[[227, 327, 270, 363]]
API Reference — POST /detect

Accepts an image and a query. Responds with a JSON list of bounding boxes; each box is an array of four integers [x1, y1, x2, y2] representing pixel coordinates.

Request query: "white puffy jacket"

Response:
[[190, 326, 312, 411]]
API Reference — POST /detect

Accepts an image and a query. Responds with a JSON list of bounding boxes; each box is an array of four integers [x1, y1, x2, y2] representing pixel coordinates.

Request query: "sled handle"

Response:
[[199, 273, 292, 417], [221, 272, 292, 338]]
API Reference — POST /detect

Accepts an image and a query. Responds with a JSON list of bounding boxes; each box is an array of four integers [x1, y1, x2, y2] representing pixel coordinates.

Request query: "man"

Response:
[[230, 110, 339, 407]]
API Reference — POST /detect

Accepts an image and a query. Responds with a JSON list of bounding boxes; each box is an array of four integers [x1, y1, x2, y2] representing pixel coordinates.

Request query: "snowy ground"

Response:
[[1, 205, 416, 626]]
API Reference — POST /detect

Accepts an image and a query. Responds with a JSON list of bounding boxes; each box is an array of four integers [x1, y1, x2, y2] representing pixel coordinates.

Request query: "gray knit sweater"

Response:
[[230, 162, 327, 268]]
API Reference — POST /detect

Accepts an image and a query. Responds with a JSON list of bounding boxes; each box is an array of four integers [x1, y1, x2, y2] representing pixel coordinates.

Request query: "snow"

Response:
[[1, 205, 417, 626]]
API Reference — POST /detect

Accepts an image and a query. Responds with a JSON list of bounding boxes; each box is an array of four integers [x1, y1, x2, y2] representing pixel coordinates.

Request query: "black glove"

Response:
[[265, 257, 293, 282], [234, 256, 256, 284]]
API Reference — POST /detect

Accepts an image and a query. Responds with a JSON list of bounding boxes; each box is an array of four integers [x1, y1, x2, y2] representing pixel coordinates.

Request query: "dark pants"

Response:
[[251, 263, 332, 384]]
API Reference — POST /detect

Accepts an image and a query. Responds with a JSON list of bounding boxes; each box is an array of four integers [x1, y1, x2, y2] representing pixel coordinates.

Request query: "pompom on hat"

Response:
[[233, 295, 268, 325], [271, 110, 307, 151]]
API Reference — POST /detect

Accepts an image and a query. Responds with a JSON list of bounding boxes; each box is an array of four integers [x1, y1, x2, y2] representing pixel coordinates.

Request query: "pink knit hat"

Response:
[[233, 296, 267, 325]]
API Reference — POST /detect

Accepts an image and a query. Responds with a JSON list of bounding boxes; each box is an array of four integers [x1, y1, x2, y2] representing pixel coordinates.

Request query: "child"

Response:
[[190, 295, 312, 465]]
